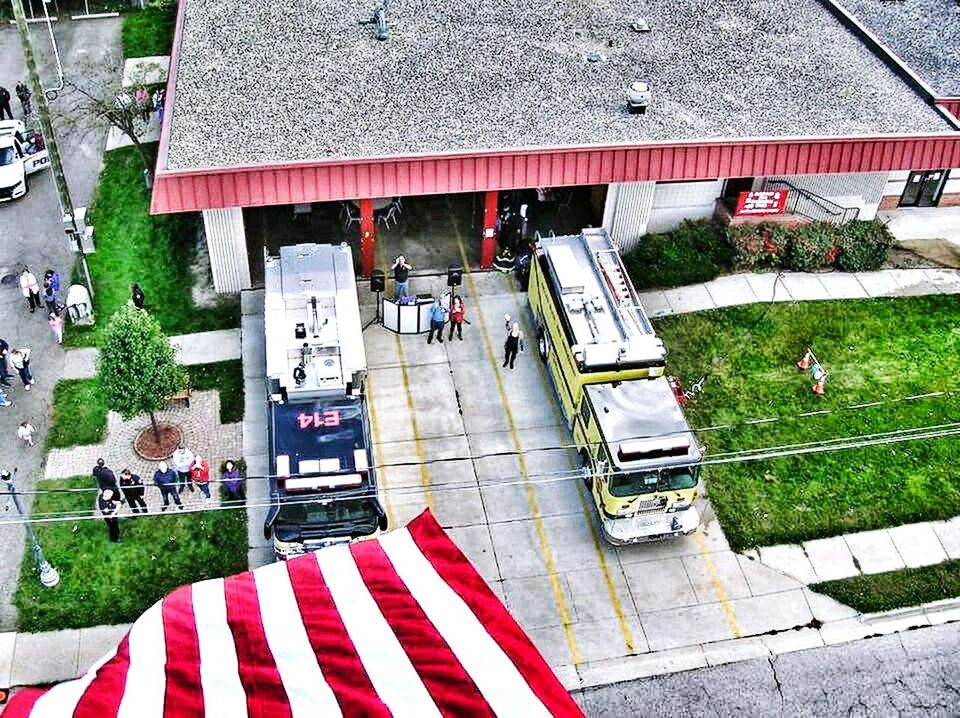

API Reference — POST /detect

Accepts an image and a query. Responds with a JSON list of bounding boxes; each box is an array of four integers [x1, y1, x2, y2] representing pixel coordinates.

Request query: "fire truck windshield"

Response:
[[278, 496, 378, 528], [609, 467, 698, 497]]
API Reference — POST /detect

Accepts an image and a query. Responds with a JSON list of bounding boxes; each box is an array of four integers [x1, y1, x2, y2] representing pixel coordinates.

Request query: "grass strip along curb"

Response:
[[654, 294, 960, 552], [15, 477, 247, 632], [46, 360, 244, 449], [811, 560, 960, 614], [66, 148, 239, 347]]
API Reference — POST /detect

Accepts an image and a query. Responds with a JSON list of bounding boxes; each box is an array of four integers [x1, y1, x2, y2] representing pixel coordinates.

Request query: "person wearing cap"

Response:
[[99, 489, 121, 543], [171, 443, 195, 493], [92, 458, 120, 494], [119, 468, 147, 514], [190, 455, 211, 501], [153, 461, 183, 511]]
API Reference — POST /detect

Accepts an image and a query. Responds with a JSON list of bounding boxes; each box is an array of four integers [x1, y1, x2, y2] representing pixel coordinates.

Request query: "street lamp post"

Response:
[[3, 470, 59, 588]]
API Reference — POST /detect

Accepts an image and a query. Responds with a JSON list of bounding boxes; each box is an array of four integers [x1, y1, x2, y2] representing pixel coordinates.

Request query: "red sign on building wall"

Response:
[[734, 190, 789, 216]]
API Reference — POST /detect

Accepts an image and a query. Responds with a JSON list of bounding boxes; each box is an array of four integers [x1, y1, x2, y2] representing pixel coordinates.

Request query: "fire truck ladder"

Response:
[[592, 248, 653, 338]]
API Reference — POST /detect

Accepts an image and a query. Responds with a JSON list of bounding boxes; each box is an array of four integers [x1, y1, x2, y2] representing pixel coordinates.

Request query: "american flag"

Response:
[[5, 511, 582, 717]]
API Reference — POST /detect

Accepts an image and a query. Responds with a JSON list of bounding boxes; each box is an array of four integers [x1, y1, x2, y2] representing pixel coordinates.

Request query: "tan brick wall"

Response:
[[878, 196, 900, 210], [938, 193, 960, 207]]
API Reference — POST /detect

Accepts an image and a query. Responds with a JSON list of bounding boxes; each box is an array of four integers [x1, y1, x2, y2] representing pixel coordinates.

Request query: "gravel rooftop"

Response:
[[838, 0, 960, 96], [165, 0, 952, 170]]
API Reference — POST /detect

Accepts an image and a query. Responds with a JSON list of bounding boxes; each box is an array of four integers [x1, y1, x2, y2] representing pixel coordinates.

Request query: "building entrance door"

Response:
[[900, 170, 948, 207]]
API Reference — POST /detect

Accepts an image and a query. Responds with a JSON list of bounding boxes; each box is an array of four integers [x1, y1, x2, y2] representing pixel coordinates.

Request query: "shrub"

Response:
[[726, 223, 792, 270], [835, 220, 894, 272], [786, 223, 841, 272], [624, 219, 732, 289]]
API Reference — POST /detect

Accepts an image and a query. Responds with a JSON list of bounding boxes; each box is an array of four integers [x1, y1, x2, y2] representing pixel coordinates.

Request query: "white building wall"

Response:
[[761, 173, 888, 220], [646, 180, 724, 234], [202, 207, 252, 293], [602, 181, 655, 252]]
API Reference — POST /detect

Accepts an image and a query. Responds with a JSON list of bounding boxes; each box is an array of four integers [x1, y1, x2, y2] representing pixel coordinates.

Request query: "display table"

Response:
[[381, 295, 434, 334]]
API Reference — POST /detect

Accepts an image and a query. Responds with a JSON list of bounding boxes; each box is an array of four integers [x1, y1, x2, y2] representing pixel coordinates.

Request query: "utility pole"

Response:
[[3, 470, 59, 588], [10, 0, 95, 298]]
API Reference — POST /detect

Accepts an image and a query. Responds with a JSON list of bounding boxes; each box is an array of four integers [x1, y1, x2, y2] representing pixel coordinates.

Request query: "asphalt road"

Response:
[[573, 622, 960, 717], [0, 17, 119, 630]]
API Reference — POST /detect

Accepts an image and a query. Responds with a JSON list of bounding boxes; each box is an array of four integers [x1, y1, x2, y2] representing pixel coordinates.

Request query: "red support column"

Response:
[[359, 197, 376, 278], [481, 190, 498, 269]]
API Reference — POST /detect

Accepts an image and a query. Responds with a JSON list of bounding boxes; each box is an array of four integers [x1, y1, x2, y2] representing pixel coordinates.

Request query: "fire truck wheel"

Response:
[[577, 450, 592, 490], [537, 326, 549, 362]]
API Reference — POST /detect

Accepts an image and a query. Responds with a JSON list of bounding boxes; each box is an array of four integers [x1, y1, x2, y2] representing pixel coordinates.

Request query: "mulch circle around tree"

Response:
[[133, 422, 184, 461]]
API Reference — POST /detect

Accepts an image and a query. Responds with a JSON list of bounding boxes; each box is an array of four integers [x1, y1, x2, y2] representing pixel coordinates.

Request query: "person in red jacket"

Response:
[[448, 295, 466, 341], [190, 455, 211, 501]]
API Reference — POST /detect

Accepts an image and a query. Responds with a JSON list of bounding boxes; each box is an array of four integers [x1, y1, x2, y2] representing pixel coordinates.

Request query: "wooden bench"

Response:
[[169, 388, 192, 408]]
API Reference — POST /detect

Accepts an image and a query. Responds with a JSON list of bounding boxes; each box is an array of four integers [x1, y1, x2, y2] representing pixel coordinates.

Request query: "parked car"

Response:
[[0, 120, 50, 203]]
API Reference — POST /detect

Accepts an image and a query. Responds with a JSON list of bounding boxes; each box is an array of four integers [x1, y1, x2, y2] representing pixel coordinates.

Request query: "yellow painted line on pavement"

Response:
[[505, 276, 637, 656], [451, 217, 581, 666], [374, 244, 435, 514], [694, 531, 742, 638]]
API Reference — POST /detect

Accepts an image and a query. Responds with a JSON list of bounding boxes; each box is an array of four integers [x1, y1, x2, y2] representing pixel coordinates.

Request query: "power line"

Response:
[[5, 420, 960, 527], [11, 383, 958, 499]]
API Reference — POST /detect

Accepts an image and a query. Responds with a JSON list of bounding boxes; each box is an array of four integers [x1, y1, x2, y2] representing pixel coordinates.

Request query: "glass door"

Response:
[[900, 170, 949, 208]]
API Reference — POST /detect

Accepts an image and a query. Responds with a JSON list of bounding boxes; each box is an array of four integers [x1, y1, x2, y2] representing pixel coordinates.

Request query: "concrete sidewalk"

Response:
[[746, 516, 960, 584], [62, 328, 241, 380], [638, 267, 960, 317]]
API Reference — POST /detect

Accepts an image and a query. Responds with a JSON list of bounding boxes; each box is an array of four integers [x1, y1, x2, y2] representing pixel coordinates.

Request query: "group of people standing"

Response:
[[91, 451, 244, 542], [19, 266, 65, 343], [117, 86, 165, 127], [426, 293, 467, 344], [0, 82, 31, 121]]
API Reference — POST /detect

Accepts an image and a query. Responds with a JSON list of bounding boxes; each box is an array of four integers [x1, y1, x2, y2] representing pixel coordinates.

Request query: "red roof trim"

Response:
[[150, 134, 960, 214], [937, 99, 960, 123]]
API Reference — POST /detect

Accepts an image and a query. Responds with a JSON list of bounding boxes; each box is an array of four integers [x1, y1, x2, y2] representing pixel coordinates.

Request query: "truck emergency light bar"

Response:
[[285, 474, 364, 491], [618, 437, 690, 462]]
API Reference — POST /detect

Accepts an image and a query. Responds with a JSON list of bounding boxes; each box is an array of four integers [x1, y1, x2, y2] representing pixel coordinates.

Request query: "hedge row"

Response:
[[727, 219, 893, 273]]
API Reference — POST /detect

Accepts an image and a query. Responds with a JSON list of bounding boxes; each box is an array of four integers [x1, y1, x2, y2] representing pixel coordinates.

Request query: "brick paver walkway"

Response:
[[44, 390, 242, 515]]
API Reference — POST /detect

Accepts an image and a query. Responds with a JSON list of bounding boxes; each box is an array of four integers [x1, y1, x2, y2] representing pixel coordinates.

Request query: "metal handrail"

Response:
[[762, 179, 860, 224]]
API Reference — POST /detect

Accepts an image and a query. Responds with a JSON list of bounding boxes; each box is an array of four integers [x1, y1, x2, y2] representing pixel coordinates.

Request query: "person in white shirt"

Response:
[[18, 267, 41, 314], [17, 421, 34, 446], [8, 347, 33, 390], [170, 443, 196, 493]]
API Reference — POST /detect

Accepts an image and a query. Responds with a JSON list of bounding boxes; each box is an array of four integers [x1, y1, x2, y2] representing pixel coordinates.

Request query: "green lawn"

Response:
[[66, 148, 239, 347], [16, 477, 247, 632], [45, 360, 245, 449], [45, 380, 109, 449], [187, 359, 244, 423], [121, 3, 177, 59], [812, 560, 960, 613], [654, 295, 960, 552]]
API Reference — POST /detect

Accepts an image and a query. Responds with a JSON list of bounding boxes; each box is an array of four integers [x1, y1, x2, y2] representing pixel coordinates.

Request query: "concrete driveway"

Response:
[[360, 268, 821, 687], [0, 17, 120, 630]]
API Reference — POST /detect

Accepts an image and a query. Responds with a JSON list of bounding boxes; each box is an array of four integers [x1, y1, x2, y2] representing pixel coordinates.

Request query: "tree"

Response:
[[97, 304, 187, 443], [57, 57, 167, 186]]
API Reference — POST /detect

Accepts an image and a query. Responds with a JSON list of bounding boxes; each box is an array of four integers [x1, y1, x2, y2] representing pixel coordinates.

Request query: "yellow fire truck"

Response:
[[527, 228, 702, 543]]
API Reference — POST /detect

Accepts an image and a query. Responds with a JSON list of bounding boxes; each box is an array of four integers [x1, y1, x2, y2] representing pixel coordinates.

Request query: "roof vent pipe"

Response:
[[626, 82, 650, 114], [359, 0, 390, 41]]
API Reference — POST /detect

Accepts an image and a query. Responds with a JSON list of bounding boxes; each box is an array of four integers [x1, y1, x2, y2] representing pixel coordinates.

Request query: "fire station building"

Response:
[[150, 0, 960, 291]]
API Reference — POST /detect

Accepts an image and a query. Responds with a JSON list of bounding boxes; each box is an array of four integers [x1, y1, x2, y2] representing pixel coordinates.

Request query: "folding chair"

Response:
[[341, 203, 361, 231], [378, 205, 399, 230]]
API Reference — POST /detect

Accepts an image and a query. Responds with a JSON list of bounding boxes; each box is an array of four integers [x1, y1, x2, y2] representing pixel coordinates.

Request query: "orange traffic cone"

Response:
[[812, 375, 826, 395], [797, 350, 812, 371]]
